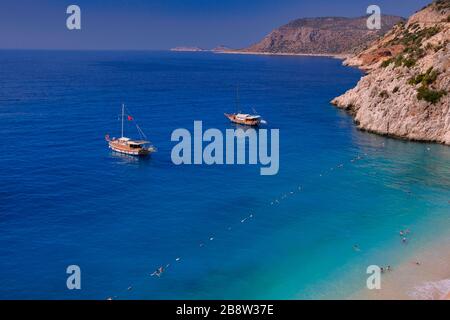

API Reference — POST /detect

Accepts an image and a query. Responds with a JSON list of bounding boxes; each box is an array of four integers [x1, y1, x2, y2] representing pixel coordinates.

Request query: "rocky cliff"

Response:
[[332, 0, 450, 145], [241, 16, 404, 55]]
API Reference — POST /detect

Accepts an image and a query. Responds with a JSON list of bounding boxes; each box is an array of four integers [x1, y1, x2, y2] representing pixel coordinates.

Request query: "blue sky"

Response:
[[0, 0, 432, 50]]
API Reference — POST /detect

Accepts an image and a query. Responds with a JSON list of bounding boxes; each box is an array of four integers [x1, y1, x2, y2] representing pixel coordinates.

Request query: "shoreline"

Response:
[[351, 237, 450, 300], [170, 48, 351, 60], [214, 50, 350, 60], [171, 43, 450, 300]]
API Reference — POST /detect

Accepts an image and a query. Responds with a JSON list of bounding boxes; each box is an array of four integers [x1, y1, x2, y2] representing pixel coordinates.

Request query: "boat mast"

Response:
[[235, 85, 240, 113], [121, 104, 125, 138]]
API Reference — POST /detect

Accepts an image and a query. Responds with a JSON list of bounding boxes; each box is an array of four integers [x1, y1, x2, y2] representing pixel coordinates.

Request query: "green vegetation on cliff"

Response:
[[408, 67, 447, 104], [417, 86, 447, 104]]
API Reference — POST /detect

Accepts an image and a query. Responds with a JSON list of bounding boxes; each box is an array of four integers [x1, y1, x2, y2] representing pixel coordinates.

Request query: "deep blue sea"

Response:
[[0, 50, 449, 299]]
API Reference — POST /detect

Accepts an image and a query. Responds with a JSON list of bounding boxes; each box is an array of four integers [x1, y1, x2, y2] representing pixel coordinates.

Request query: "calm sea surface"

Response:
[[0, 50, 449, 299]]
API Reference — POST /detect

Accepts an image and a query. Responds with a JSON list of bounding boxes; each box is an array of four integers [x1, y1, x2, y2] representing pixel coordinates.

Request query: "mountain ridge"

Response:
[[237, 15, 404, 55]]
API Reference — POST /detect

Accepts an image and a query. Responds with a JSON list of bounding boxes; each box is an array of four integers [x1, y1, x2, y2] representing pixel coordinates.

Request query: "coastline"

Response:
[[214, 50, 350, 60], [351, 236, 450, 300], [330, 2, 450, 146], [210, 47, 450, 300]]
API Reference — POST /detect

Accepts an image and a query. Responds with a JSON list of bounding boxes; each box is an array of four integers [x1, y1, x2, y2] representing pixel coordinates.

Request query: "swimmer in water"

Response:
[[151, 266, 164, 277], [353, 244, 361, 252]]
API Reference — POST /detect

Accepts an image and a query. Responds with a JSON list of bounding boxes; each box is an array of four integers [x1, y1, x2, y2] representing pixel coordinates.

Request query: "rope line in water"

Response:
[[108, 151, 385, 299]]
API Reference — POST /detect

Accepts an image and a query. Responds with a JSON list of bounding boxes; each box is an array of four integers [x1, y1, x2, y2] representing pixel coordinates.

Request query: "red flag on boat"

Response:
[[127, 115, 133, 121]]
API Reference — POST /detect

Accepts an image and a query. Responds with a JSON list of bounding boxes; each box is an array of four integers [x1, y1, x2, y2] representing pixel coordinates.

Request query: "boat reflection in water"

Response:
[[109, 149, 153, 166]]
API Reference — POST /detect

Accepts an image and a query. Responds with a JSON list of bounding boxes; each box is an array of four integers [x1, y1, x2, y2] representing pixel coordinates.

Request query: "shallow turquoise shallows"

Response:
[[0, 50, 449, 299]]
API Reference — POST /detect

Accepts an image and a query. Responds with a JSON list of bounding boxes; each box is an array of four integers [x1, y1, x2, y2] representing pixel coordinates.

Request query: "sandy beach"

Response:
[[352, 237, 450, 300]]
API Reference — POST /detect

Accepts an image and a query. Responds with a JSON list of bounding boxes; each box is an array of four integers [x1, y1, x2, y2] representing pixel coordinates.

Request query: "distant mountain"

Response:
[[240, 15, 405, 55], [170, 45, 234, 53], [170, 46, 206, 52], [212, 45, 233, 52]]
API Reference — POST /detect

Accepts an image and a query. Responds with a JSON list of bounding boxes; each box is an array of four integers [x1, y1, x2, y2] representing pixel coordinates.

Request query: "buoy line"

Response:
[[107, 152, 375, 299]]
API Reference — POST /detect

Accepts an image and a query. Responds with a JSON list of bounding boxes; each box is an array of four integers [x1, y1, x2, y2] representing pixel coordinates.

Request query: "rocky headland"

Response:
[[332, 0, 450, 145]]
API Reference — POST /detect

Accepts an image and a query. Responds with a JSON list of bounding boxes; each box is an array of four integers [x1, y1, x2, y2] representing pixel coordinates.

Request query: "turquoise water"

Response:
[[0, 50, 448, 299]]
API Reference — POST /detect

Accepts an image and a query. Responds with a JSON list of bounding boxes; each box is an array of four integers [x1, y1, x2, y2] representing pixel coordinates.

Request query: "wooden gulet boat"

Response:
[[105, 104, 156, 156], [225, 87, 265, 126], [224, 113, 262, 126]]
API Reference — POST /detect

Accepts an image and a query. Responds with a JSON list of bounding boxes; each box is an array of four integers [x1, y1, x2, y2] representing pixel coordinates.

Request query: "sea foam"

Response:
[[408, 279, 450, 300]]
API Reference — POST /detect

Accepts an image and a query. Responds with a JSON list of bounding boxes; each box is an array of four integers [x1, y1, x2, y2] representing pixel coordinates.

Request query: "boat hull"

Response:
[[224, 113, 261, 126], [108, 141, 153, 156]]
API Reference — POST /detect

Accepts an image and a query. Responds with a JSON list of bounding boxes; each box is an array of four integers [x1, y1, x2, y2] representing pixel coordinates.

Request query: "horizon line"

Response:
[[0, 11, 409, 52]]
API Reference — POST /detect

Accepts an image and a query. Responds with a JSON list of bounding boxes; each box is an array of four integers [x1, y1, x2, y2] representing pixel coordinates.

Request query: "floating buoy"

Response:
[[115, 151, 373, 298]]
